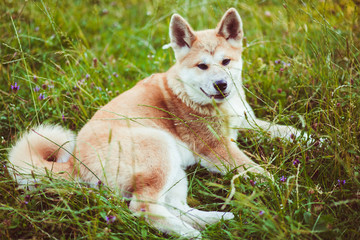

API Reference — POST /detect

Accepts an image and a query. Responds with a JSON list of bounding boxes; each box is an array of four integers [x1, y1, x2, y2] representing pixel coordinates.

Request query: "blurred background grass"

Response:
[[1, 0, 359, 239]]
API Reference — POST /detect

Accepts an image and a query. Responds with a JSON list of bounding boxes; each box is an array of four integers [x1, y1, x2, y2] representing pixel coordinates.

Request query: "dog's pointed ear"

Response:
[[216, 8, 243, 47], [169, 14, 196, 59]]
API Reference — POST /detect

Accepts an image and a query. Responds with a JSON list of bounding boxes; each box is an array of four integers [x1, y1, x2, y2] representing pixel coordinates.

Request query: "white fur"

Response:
[[179, 56, 243, 106], [8, 8, 309, 239], [8, 125, 75, 186]]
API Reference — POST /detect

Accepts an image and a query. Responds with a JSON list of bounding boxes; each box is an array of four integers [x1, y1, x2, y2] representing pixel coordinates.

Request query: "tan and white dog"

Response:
[[9, 8, 306, 239]]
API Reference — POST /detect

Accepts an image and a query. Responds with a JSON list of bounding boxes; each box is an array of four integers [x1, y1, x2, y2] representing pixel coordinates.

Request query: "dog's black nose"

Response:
[[213, 80, 227, 92]]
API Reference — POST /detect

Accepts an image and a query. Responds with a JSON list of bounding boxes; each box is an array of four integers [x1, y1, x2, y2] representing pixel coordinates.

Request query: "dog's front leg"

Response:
[[227, 94, 309, 143], [242, 118, 308, 142], [199, 140, 269, 177]]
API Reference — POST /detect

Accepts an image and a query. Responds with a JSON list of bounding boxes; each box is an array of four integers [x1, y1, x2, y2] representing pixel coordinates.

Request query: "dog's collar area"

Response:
[[200, 88, 229, 100]]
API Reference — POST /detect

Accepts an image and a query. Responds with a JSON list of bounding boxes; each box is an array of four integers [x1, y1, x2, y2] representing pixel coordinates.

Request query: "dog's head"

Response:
[[169, 8, 244, 105]]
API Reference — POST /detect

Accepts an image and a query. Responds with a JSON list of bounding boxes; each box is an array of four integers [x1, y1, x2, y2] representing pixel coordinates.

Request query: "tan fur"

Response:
[[8, 125, 76, 184], [8, 8, 307, 238]]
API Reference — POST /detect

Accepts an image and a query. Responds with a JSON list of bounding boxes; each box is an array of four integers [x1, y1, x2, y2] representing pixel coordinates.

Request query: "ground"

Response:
[[0, 0, 359, 239]]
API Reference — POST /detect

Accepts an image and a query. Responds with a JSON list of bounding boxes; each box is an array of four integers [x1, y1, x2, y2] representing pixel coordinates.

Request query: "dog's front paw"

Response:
[[287, 129, 326, 147], [248, 165, 273, 179], [279, 126, 320, 145], [221, 212, 235, 220], [181, 230, 202, 240], [282, 126, 306, 142]]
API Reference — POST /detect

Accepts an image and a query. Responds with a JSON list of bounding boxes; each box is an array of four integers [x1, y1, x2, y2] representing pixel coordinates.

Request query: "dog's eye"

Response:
[[197, 63, 208, 70], [222, 59, 231, 66]]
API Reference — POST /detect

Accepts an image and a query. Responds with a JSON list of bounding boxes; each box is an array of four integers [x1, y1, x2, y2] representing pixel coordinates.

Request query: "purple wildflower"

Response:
[[85, 74, 90, 79], [33, 86, 40, 92], [38, 93, 45, 100], [62, 115, 66, 122], [274, 60, 281, 64], [337, 179, 346, 186], [280, 68, 284, 72], [96, 87, 102, 91], [24, 195, 30, 204], [33, 75, 37, 81], [250, 180, 257, 186], [105, 215, 116, 224], [113, 72, 119, 78], [11, 82, 20, 92], [293, 159, 300, 166], [97, 180, 103, 186], [259, 210, 265, 216], [280, 176, 287, 182], [93, 58, 98, 68]]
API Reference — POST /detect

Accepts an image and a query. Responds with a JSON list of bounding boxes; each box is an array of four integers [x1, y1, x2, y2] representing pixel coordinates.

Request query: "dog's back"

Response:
[[8, 8, 270, 239]]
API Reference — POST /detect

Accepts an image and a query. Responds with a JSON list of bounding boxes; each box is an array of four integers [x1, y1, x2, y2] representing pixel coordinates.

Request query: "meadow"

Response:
[[0, 0, 359, 239]]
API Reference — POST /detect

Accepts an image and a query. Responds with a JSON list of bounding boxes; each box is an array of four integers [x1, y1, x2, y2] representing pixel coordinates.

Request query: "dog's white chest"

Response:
[[222, 93, 256, 138]]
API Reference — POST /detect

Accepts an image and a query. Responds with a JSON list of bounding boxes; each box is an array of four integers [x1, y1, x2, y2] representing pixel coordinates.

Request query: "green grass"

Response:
[[1, 0, 359, 239]]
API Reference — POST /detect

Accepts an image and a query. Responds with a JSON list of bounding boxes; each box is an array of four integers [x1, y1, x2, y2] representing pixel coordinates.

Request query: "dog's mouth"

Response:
[[200, 88, 229, 100]]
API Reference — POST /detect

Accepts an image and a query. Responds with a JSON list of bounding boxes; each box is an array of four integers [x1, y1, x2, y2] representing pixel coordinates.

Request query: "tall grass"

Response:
[[1, 0, 359, 239]]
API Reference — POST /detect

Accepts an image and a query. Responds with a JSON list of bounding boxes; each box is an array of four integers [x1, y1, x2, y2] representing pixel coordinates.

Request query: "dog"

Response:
[[8, 8, 307, 239]]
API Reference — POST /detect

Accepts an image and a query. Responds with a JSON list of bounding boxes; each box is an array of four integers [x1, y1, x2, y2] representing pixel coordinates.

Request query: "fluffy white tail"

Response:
[[8, 125, 76, 185]]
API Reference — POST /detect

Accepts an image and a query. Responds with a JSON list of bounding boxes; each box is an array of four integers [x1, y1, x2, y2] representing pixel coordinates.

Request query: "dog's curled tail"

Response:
[[8, 124, 76, 185]]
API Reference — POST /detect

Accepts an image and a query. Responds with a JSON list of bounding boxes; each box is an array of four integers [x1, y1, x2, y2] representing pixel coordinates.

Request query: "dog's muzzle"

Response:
[[213, 80, 227, 92], [200, 80, 230, 100]]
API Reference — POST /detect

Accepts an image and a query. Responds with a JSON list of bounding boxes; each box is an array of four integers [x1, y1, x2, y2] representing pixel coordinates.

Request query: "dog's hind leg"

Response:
[[164, 168, 234, 230], [130, 194, 201, 239], [129, 170, 202, 239], [125, 129, 202, 239]]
